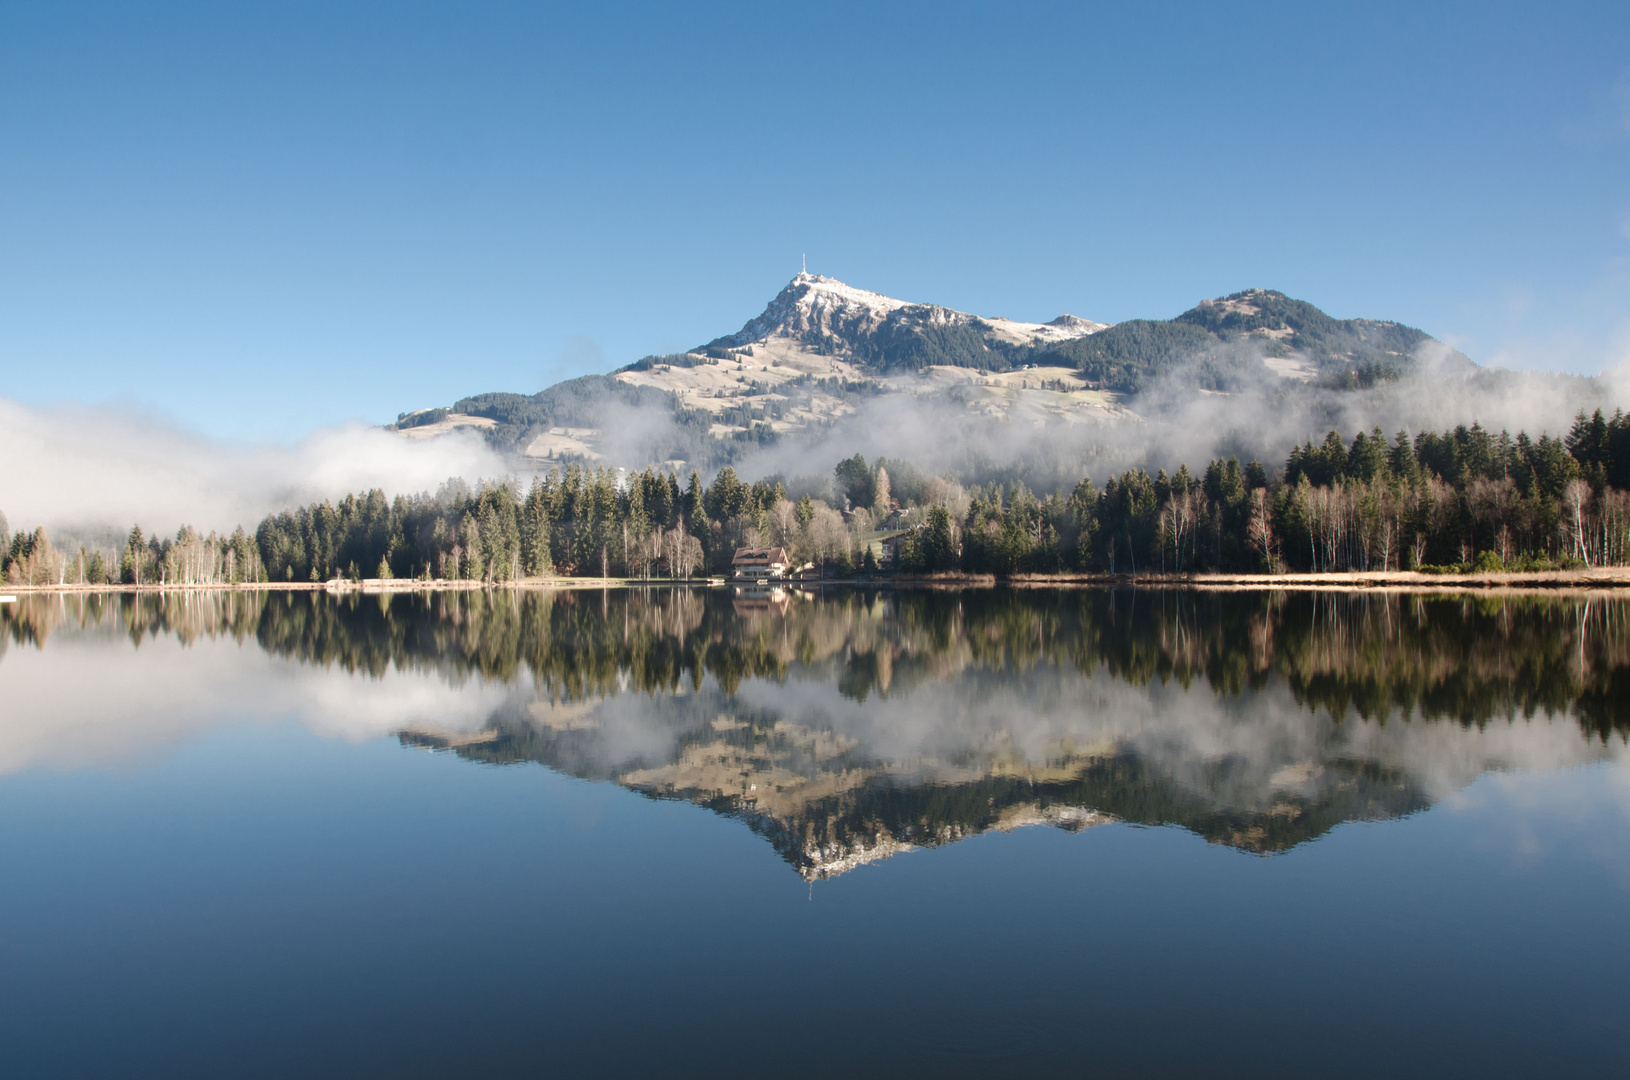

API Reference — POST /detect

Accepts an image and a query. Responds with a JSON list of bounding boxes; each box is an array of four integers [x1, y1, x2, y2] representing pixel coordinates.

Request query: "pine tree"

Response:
[[924, 505, 955, 570], [122, 526, 146, 585], [522, 476, 552, 577]]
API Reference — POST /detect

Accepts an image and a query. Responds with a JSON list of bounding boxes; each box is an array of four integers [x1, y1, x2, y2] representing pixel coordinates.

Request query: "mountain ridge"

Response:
[[705, 271, 1108, 365], [395, 274, 1471, 471]]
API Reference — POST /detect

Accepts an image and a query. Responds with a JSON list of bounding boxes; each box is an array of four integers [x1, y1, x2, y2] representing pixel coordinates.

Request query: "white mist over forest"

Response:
[[2, 343, 1626, 542], [734, 345, 1630, 493]]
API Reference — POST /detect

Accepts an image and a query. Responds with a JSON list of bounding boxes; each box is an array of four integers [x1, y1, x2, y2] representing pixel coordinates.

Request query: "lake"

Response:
[[2, 587, 1627, 1078]]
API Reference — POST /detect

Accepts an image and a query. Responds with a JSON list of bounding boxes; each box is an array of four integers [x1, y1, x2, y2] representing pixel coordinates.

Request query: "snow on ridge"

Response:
[[791, 272, 911, 314], [983, 313, 1109, 345], [717, 272, 1106, 349]]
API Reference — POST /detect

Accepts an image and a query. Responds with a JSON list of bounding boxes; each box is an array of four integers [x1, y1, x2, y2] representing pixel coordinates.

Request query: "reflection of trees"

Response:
[[7, 585, 1627, 872], [0, 591, 269, 649], [5, 588, 1629, 740]]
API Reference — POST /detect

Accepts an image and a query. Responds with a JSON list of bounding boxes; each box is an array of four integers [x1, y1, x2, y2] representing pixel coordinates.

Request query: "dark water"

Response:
[[1, 587, 1627, 1078]]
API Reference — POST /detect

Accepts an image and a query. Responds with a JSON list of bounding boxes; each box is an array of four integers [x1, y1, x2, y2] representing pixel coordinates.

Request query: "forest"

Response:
[[3, 409, 1630, 586]]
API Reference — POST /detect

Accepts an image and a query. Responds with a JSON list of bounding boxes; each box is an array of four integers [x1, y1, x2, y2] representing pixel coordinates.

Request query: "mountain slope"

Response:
[[394, 275, 1469, 470], [1036, 288, 1462, 392]]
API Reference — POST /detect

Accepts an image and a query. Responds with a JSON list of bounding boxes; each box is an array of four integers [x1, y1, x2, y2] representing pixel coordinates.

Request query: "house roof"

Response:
[[732, 546, 789, 564]]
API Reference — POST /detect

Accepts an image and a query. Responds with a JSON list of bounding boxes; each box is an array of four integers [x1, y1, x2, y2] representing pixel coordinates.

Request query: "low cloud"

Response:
[[730, 342, 1628, 491], [0, 398, 509, 535], [6, 333, 1628, 543]]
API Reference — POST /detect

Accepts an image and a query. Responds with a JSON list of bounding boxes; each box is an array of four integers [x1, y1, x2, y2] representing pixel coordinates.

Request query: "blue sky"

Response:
[[3, 0, 1628, 440]]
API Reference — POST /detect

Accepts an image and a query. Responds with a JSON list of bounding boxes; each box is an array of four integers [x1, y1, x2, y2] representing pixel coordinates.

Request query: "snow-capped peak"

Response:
[[715, 273, 912, 348], [712, 273, 1105, 351], [790, 272, 910, 312]]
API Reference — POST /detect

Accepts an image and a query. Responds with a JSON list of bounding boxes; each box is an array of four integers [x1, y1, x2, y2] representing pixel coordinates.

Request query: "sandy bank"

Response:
[[5, 568, 1629, 597]]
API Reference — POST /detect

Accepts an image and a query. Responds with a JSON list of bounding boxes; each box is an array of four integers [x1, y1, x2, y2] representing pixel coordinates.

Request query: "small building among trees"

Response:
[[875, 532, 909, 568]]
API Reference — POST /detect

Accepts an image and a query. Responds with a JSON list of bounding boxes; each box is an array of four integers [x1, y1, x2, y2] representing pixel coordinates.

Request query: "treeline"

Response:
[[247, 462, 890, 582], [902, 410, 1630, 574], [240, 406, 1630, 581], [254, 473, 705, 582], [2, 519, 266, 587], [6, 410, 1630, 586]]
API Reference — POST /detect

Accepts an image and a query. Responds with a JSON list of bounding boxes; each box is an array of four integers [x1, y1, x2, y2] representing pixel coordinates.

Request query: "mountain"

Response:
[[393, 274, 1469, 471], [702, 272, 1107, 371], [1034, 288, 1458, 393]]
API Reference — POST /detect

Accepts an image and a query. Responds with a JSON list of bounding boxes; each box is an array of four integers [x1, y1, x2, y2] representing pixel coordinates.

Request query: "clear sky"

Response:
[[3, 0, 1628, 440]]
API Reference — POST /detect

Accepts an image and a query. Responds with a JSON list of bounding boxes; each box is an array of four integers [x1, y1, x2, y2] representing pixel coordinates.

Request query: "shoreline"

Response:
[[5, 567, 1630, 597]]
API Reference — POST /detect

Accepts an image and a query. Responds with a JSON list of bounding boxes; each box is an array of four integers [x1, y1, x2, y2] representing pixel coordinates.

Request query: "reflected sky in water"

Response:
[[2, 588, 1627, 1078]]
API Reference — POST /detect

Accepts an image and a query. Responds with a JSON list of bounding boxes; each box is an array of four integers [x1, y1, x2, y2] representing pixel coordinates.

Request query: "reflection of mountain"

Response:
[[407, 701, 1433, 877], [7, 587, 1626, 877]]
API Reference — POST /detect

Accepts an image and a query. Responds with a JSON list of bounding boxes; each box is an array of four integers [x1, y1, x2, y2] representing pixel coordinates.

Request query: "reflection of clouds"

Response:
[[457, 663, 1630, 874], [0, 634, 507, 775], [292, 666, 506, 744], [495, 661, 1626, 820], [1342, 715, 1627, 802], [520, 692, 704, 779], [1443, 761, 1630, 873], [722, 665, 1627, 810]]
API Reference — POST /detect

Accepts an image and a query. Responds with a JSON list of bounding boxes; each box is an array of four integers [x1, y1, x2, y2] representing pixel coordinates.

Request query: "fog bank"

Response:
[[734, 347, 1630, 490], [0, 398, 508, 534]]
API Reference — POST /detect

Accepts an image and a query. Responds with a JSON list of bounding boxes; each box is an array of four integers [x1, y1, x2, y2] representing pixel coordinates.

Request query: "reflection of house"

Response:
[[732, 546, 790, 580], [732, 585, 790, 616]]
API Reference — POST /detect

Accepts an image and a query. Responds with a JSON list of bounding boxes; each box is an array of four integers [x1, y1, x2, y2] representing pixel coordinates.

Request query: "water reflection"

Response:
[[4, 587, 1627, 877]]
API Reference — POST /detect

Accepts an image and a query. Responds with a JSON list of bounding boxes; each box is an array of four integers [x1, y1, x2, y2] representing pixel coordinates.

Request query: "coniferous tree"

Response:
[[923, 505, 956, 570], [121, 526, 147, 585]]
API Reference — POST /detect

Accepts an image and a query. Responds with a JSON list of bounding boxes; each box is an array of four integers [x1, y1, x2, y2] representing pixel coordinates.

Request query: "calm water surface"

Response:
[[2, 587, 1627, 1078]]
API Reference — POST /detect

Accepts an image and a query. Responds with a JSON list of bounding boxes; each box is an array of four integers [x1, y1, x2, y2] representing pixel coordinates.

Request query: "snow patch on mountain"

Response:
[[711, 272, 1107, 352]]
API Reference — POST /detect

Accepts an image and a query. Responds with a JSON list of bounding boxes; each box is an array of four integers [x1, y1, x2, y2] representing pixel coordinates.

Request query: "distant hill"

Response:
[[1035, 289, 1462, 392], [392, 274, 1472, 471]]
